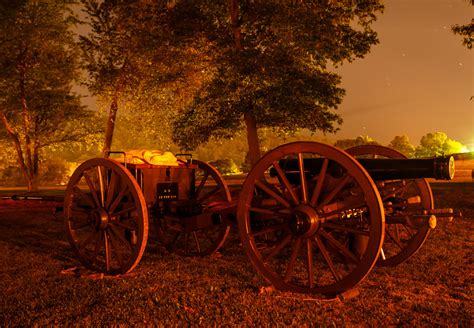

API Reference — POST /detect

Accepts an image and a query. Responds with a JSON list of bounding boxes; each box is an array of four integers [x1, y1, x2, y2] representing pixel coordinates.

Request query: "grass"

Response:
[[0, 183, 472, 325]]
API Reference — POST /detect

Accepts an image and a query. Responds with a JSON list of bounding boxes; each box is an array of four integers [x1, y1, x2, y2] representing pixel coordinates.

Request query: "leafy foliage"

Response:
[[451, 1, 473, 49], [170, 1, 384, 151], [388, 135, 415, 158], [414, 132, 467, 158], [79, 0, 215, 153], [334, 135, 379, 150], [0, 1, 99, 189]]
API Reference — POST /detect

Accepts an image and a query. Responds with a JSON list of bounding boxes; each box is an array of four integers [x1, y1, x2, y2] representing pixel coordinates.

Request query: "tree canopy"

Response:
[[451, 0, 473, 49], [166, 0, 384, 164], [334, 135, 379, 150], [414, 132, 467, 158], [388, 135, 415, 158], [0, 1, 98, 190]]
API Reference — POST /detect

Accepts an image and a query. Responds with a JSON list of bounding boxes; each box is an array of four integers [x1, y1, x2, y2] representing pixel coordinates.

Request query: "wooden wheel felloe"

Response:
[[156, 160, 232, 256], [346, 145, 434, 267], [237, 142, 385, 295], [64, 158, 148, 274]]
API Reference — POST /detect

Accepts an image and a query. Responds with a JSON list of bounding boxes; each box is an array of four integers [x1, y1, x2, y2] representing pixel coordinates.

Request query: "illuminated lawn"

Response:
[[0, 183, 472, 325]]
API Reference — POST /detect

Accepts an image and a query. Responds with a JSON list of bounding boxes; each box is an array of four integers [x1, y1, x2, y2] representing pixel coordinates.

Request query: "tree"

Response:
[[171, 1, 384, 165], [334, 135, 379, 150], [0, 1, 97, 190], [414, 132, 467, 158], [451, 0, 473, 49], [80, 0, 147, 156], [388, 135, 415, 158], [80, 0, 213, 155]]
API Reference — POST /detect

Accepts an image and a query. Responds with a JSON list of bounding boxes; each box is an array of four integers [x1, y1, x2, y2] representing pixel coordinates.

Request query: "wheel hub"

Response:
[[91, 208, 110, 230], [288, 205, 320, 237]]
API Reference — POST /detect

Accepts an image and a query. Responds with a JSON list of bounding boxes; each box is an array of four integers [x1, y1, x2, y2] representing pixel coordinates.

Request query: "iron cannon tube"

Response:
[[271, 155, 455, 182]]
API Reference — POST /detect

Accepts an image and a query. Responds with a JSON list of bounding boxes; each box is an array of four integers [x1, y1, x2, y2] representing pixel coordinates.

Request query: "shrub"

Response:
[[209, 159, 242, 175]]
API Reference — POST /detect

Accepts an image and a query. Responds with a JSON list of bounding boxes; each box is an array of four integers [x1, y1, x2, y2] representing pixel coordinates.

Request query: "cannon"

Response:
[[63, 142, 457, 297]]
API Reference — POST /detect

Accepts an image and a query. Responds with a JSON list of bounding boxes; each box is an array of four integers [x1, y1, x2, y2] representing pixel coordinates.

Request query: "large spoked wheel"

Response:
[[156, 159, 232, 256], [237, 142, 385, 295], [346, 145, 434, 267], [64, 158, 148, 274]]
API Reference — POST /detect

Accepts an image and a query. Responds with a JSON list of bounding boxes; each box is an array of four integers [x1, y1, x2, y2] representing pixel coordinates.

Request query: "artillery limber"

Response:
[[64, 142, 456, 297]]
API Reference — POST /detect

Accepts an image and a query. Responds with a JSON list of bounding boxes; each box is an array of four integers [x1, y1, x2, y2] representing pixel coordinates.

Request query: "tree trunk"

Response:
[[0, 111, 37, 190], [230, 0, 243, 51], [230, 0, 261, 166], [19, 70, 34, 182], [244, 112, 261, 167], [102, 94, 119, 157]]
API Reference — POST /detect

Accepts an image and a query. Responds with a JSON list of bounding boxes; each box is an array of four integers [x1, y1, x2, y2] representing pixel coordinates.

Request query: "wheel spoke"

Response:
[[71, 221, 90, 230], [195, 172, 209, 199], [249, 207, 288, 218], [272, 161, 299, 205], [198, 186, 220, 203], [73, 185, 96, 209], [297, 153, 308, 204], [386, 228, 404, 249], [382, 180, 415, 202], [255, 180, 291, 208], [394, 224, 400, 241], [91, 231, 103, 265], [193, 232, 201, 253], [315, 235, 341, 282], [322, 222, 370, 236], [306, 238, 314, 288], [250, 223, 286, 237], [197, 229, 213, 244], [108, 225, 133, 251], [318, 175, 351, 208], [83, 172, 101, 208], [104, 230, 111, 271], [263, 234, 292, 262], [319, 229, 359, 263], [309, 158, 329, 207], [110, 220, 136, 231], [108, 227, 124, 267], [108, 184, 130, 213], [172, 231, 182, 245], [97, 166, 105, 206], [111, 205, 137, 218], [79, 230, 98, 249], [401, 224, 418, 235], [284, 237, 302, 282], [71, 205, 92, 215], [184, 233, 189, 254], [105, 171, 118, 209]]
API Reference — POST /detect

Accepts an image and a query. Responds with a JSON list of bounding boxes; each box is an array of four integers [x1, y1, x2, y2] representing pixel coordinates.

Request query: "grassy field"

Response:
[[0, 183, 472, 326]]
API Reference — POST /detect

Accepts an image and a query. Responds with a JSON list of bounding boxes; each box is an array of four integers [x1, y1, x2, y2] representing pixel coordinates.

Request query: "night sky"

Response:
[[335, 0, 473, 149]]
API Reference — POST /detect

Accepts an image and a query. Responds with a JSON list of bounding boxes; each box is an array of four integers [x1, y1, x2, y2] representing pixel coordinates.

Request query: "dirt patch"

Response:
[[0, 183, 472, 325]]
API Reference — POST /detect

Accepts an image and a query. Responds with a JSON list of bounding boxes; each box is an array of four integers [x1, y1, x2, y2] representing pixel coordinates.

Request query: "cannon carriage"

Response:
[[64, 142, 456, 297]]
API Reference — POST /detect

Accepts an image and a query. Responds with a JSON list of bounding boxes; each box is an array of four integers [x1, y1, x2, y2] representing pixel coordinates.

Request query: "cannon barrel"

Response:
[[271, 156, 455, 181]]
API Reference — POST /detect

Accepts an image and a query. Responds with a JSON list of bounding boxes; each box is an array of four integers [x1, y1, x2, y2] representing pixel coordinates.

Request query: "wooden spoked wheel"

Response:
[[346, 145, 434, 267], [237, 142, 385, 295], [156, 160, 232, 256], [64, 158, 148, 274]]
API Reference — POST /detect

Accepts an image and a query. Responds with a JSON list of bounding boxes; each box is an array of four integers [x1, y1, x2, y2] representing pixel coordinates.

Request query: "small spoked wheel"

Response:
[[346, 145, 434, 267], [237, 142, 385, 295], [156, 160, 231, 256], [64, 158, 148, 274]]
